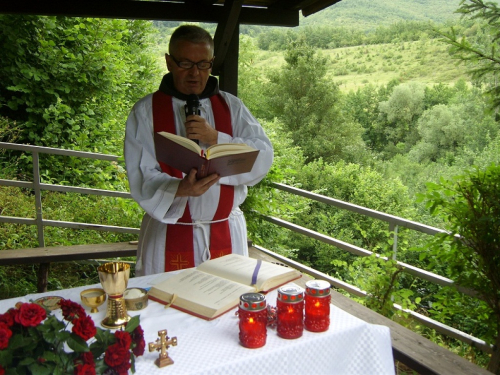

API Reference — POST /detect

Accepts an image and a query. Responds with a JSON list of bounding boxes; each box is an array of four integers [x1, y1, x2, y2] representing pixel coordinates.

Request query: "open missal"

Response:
[[148, 254, 302, 320], [154, 131, 260, 179]]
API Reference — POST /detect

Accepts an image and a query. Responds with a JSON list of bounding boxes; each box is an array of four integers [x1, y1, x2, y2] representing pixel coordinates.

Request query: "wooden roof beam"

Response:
[[301, 0, 342, 17], [0, 0, 299, 26], [268, 0, 342, 17]]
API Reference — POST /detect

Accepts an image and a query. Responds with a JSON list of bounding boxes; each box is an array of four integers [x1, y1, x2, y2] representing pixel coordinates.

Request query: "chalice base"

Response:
[[101, 295, 131, 329]]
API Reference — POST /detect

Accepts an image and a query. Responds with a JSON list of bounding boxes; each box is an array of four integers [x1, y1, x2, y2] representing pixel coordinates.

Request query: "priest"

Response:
[[124, 25, 273, 276]]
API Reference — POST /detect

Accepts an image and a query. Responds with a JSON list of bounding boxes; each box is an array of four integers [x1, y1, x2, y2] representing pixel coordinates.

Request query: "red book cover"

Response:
[[154, 132, 259, 179]]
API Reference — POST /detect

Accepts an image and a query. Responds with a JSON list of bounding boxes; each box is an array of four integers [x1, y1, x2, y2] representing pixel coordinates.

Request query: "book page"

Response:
[[158, 131, 202, 155], [206, 143, 255, 159], [149, 268, 255, 318], [196, 254, 300, 291]]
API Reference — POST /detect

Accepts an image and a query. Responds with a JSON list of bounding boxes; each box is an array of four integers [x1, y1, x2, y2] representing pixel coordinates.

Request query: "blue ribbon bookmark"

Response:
[[251, 259, 262, 287]]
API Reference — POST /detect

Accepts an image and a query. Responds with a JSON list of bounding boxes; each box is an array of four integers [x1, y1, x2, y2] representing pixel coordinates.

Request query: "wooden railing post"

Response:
[[32, 150, 45, 247], [390, 223, 399, 261], [32, 150, 49, 291], [37, 263, 50, 293]]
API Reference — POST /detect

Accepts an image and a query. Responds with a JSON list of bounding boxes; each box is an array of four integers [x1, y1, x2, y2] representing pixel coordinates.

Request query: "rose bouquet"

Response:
[[0, 299, 145, 375]]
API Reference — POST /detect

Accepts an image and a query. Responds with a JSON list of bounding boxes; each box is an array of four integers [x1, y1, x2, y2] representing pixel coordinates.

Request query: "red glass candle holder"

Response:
[[276, 285, 304, 339], [305, 280, 331, 332], [238, 293, 267, 348]]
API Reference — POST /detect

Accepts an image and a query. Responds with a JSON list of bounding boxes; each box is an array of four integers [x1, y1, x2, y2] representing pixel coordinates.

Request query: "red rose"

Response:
[[9, 309, 19, 325], [114, 330, 132, 350], [113, 360, 132, 375], [0, 365, 5, 375], [131, 325, 145, 356], [59, 299, 86, 322], [0, 323, 12, 350], [74, 363, 96, 375], [73, 352, 95, 375], [104, 343, 129, 367], [72, 315, 96, 341], [0, 310, 14, 326], [15, 303, 46, 327], [81, 352, 95, 366], [133, 339, 146, 357]]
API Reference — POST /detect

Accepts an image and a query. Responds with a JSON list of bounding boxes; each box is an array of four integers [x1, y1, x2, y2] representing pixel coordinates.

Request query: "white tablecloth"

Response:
[[0, 273, 395, 375]]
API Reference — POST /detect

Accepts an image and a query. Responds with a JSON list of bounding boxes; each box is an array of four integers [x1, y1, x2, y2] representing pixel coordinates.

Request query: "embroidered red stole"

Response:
[[152, 91, 235, 271]]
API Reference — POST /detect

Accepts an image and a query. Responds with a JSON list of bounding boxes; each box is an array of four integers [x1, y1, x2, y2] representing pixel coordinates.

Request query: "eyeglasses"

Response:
[[169, 55, 214, 70]]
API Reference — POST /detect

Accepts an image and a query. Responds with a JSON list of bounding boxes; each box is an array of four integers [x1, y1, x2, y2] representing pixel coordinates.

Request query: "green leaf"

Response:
[[28, 363, 53, 375], [7, 333, 33, 350], [42, 351, 58, 362], [125, 315, 140, 333], [67, 333, 89, 352], [19, 357, 35, 366]]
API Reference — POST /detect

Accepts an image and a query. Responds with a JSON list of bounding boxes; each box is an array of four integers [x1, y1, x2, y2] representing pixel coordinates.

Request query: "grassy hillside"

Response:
[[301, 0, 463, 29], [253, 38, 468, 92]]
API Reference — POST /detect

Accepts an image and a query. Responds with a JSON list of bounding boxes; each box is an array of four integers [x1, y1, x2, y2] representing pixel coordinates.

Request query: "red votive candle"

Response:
[[305, 280, 331, 332], [238, 293, 267, 348], [277, 285, 304, 339]]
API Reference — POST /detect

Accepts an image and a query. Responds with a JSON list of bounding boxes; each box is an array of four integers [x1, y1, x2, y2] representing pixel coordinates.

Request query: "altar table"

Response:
[[0, 273, 395, 375]]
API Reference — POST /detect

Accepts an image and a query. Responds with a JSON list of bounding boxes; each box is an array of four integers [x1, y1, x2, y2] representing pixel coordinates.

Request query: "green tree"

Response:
[[265, 39, 367, 164], [280, 160, 417, 278], [344, 80, 399, 153], [241, 118, 309, 254], [423, 82, 457, 109], [409, 87, 499, 164], [439, 0, 500, 112], [237, 34, 268, 119], [0, 15, 161, 186], [256, 28, 296, 51], [378, 81, 426, 156], [418, 164, 500, 374]]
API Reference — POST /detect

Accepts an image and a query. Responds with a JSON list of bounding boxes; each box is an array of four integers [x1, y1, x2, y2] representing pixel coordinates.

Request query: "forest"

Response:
[[0, 0, 499, 372]]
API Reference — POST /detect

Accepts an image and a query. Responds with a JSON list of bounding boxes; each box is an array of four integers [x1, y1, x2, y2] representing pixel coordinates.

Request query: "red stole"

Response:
[[152, 91, 235, 271]]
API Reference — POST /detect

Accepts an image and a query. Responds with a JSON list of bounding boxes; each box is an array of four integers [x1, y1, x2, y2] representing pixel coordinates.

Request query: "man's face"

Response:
[[166, 40, 214, 96]]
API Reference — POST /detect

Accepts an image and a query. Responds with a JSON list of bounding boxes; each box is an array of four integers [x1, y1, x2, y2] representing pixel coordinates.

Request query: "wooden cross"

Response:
[[148, 329, 178, 368]]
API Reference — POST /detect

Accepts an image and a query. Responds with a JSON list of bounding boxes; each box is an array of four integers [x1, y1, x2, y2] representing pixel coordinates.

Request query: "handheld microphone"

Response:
[[185, 94, 200, 144]]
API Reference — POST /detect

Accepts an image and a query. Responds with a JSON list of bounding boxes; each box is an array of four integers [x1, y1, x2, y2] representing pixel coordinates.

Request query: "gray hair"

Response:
[[169, 25, 214, 55]]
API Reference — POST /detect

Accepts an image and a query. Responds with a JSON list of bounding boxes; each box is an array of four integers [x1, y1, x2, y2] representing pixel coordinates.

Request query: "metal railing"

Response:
[[0, 142, 139, 248], [0, 141, 493, 353]]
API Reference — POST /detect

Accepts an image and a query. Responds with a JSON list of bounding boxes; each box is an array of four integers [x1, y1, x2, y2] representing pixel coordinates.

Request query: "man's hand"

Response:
[[175, 168, 220, 197], [185, 115, 218, 146]]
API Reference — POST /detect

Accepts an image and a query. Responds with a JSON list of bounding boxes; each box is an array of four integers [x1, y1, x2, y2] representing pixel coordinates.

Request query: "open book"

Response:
[[154, 131, 260, 179], [148, 254, 302, 320]]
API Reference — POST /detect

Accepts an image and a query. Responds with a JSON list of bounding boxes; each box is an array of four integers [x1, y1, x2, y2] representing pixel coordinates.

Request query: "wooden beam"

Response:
[[213, 0, 243, 75], [270, 0, 342, 16], [217, 24, 240, 96], [0, 242, 137, 265], [301, 0, 342, 17], [0, 242, 138, 292], [0, 0, 299, 26]]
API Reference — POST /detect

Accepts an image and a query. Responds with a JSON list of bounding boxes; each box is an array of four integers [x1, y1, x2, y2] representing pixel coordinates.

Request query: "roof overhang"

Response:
[[0, 0, 342, 27]]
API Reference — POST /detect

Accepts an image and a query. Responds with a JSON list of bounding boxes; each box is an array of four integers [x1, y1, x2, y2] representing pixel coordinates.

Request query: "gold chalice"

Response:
[[80, 288, 106, 313], [98, 262, 131, 329]]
